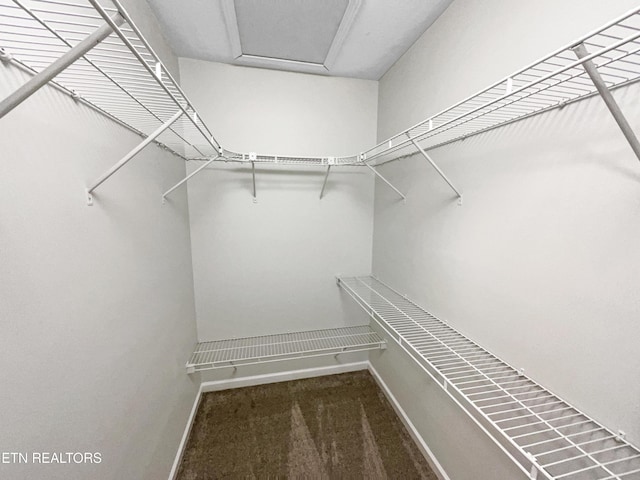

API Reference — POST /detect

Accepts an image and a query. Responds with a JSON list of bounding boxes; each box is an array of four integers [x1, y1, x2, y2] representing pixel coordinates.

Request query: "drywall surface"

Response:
[[0, 63, 197, 479], [373, 1, 640, 475], [179, 60, 377, 340]]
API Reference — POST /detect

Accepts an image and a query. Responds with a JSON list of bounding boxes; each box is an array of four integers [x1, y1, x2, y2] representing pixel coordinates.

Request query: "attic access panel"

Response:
[[234, 0, 349, 64], [223, 0, 361, 72]]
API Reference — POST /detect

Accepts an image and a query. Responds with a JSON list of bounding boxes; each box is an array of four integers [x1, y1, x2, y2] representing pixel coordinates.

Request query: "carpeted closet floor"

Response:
[[176, 370, 438, 479]]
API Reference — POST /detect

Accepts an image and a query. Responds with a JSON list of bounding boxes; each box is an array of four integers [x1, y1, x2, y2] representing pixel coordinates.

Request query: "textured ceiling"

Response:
[[144, 0, 453, 80]]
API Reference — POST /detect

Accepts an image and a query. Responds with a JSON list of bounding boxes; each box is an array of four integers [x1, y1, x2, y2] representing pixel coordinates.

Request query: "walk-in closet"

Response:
[[1, 0, 640, 479]]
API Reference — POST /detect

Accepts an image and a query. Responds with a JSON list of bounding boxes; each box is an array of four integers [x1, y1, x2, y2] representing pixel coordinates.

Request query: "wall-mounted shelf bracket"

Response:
[[162, 154, 222, 203], [87, 109, 184, 203], [360, 154, 406, 202], [320, 165, 332, 199], [572, 42, 640, 164], [0, 47, 12, 63], [251, 160, 257, 203], [408, 135, 463, 205], [0, 12, 124, 119], [527, 453, 539, 480]]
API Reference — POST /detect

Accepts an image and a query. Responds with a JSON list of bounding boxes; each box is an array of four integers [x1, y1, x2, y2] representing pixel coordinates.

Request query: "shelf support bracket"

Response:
[[251, 161, 257, 203], [319, 165, 331, 199], [162, 155, 221, 202], [408, 136, 463, 203], [0, 12, 124, 119], [86, 109, 184, 202], [572, 42, 640, 164], [360, 155, 406, 201]]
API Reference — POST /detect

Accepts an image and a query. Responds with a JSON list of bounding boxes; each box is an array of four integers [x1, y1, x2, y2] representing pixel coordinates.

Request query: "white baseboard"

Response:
[[168, 361, 447, 480], [368, 363, 451, 480], [168, 383, 203, 480], [200, 361, 369, 392]]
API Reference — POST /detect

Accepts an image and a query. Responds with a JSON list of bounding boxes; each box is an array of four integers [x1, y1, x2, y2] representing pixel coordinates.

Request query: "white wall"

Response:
[[0, 29, 198, 480], [179, 60, 378, 340], [372, 1, 640, 478]]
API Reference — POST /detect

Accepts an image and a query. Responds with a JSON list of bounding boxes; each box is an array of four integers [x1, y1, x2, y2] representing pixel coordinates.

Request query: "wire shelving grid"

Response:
[[338, 276, 640, 480], [363, 7, 640, 166], [0, 0, 220, 159], [186, 325, 386, 373], [3, 2, 640, 197], [0, 0, 361, 166]]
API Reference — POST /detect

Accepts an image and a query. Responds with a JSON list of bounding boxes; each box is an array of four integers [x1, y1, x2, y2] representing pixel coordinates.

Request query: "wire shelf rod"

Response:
[[604, 468, 640, 479], [491, 404, 571, 419], [502, 414, 585, 432], [540, 436, 620, 459], [542, 445, 631, 469], [556, 455, 640, 479]]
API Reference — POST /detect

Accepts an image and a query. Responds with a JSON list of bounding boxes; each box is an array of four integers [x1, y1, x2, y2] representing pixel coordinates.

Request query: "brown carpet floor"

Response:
[[176, 370, 438, 479]]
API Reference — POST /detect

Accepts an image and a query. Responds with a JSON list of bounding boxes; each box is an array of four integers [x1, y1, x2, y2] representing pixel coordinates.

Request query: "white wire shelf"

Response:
[[0, 0, 361, 167], [363, 6, 640, 166], [0, 0, 220, 159], [2, 2, 640, 196], [204, 152, 362, 167], [186, 325, 386, 373], [338, 275, 640, 480]]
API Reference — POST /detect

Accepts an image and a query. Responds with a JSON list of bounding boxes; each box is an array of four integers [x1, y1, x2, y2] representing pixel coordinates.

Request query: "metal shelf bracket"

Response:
[[527, 453, 540, 480], [360, 154, 406, 202], [0, 47, 12, 63], [251, 160, 257, 203], [320, 165, 332, 199], [408, 135, 463, 204], [87, 109, 184, 203], [572, 42, 640, 164], [162, 149, 224, 202]]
